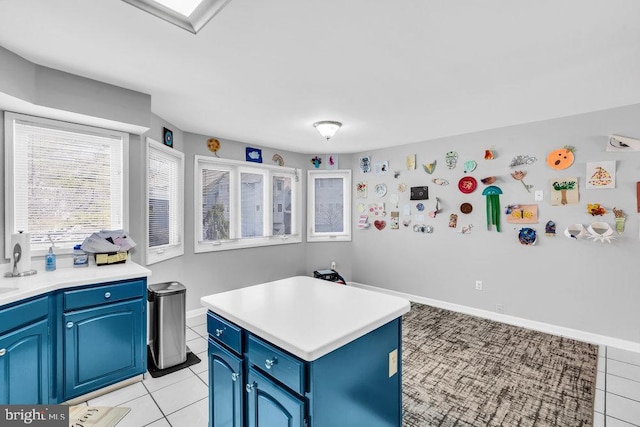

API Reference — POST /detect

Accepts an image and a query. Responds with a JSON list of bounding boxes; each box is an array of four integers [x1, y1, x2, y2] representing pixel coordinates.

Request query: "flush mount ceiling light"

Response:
[[122, 0, 232, 34], [313, 121, 342, 141]]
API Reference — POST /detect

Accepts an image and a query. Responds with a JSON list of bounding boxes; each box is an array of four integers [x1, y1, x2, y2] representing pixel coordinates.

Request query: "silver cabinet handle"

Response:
[[104, 292, 111, 299], [265, 357, 278, 370], [231, 373, 239, 382], [0, 349, 6, 356], [215, 328, 224, 337], [245, 382, 256, 393], [66, 322, 74, 329]]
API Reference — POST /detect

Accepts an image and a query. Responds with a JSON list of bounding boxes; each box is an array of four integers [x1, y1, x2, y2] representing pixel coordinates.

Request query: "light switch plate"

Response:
[[535, 190, 543, 201], [389, 349, 398, 377]]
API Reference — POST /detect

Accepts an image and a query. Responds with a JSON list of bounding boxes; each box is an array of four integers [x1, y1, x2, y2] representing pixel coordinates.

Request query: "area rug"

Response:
[[69, 406, 130, 427], [402, 303, 598, 427]]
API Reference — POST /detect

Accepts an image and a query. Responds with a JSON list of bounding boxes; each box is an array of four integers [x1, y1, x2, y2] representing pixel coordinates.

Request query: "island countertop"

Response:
[[200, 276, 411, 361]]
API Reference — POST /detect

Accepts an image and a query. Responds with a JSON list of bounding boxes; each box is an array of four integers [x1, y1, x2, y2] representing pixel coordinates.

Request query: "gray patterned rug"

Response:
[[402, 303, 598, 427]]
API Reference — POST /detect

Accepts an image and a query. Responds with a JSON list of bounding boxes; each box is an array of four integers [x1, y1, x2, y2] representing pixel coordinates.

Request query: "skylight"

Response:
[[122, 0, 232, 34], [154, 0, 202, 17]]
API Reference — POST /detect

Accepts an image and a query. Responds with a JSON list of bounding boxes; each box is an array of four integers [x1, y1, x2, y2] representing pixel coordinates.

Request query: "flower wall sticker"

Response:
[[511, 170, 533, 192]]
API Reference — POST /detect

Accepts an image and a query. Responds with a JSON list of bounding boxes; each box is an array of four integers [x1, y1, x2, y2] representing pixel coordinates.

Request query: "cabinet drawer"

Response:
[[247, 334, 306, 394], [0, 296, 48, 334], [207, 312, 242, 354], [64, 280, 145, 311]]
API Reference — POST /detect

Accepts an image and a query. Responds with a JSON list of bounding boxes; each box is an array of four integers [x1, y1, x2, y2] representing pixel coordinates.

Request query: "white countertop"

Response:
[[200, 276, 410, 361], [0, 262, 152, 306]]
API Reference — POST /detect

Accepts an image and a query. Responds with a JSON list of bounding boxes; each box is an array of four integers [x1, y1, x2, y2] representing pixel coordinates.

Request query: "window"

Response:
[[195, 156, 300, 252], [4, 112, 128, 256], [146, 138, 184, 265], [307, 170, 351, 242]]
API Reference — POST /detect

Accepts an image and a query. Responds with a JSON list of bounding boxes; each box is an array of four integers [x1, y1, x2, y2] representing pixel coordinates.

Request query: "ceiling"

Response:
[[1, 0, 639, 154]]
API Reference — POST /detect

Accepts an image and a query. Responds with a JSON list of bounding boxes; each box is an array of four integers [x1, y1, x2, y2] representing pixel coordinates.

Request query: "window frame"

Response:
[[4, 111, 129, 258], [145, 137, 185, 265], [194, 155, 301, 253], [307, 169, 352, 242]]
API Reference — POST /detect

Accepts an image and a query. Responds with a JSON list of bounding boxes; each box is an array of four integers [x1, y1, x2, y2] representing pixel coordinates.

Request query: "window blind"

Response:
[[12, 119, 124, 252]]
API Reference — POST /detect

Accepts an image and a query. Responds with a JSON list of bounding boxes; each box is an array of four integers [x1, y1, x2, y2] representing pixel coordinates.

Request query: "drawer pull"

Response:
[[231, 373, 239, 382], [104, 292, 111, 299], [245, 382, 256, 393], [0, 349, 6, 356], [265, 357, 278, 370], [215, 328, 224, 337], [66, 322, 74, 329]]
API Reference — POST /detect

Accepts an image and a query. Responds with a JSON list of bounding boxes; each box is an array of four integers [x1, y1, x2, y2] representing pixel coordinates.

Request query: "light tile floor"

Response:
[[77, 313, 640, 426]]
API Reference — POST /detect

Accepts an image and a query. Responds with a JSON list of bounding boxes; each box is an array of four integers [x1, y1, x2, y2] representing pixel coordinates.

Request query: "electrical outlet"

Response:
[[496, 304, 504, 313], [388, 349, 398, 377], [475, 280, 482, 291], [330, 261, 336, 270]]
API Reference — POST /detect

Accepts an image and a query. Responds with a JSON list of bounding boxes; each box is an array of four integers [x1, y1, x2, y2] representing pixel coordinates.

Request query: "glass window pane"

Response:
[[314, 177, 344, 232], [273, 176, 291, 235], [241, 172, 264, 238], [202, 169, 230, 240]]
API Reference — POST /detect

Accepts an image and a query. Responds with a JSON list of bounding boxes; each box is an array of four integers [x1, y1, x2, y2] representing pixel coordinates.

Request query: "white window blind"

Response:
[[307, 170, 351, 242], [147, 138, 184, 265], [5, 112, 127, 255]]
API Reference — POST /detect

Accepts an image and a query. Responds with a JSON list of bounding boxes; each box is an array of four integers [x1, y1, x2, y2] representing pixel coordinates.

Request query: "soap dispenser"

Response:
[[45, 235, 56, 272]]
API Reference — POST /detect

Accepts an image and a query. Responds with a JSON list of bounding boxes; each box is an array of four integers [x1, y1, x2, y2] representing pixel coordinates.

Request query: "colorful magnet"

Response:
[[432, 178, 449, 186], [545, 221, 556, 236], [445, 151, 458, 169], [613, 207, 626, 234], [484, 150, 495, 160], [448, 213, 458, 228], [374, 220, 386, 230], [360, 156, 371, 173], [458, 176, 477, 194], [546, 146, 574, 170], [482, 186, 503, 232], [481, 176, 496, 185], [423, 161, 437, 174], [463, 160, 477, 173], [460, 203, 473, 214], [518, 228, 537, 245], [511, 170, 533, 192]]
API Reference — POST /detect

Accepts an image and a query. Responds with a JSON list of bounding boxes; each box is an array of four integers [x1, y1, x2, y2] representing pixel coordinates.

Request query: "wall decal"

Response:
[[368, 203, 385, 216], [374, 220, 386, 230], [550, 178, 579, 205], [247, 147, 263, 163], [484, 149, 495, 160], [356, 182, 368, 199], [463, 160, 477, 173], [423, 161, 437, 174], [586, 222, 616, 243], [326, 154, 338, 170], [482, 186, 502, 232], [509, 155, 537, 168], [445, 151, 458, 169], [357, 215, 370, 229], [390, 212, 399, 230], [374, 183, 387, 197], [207, 137, 221, 156], [359, 156, 371, 173], [448, 213, 458, 228], [518, 227, 537, 245], [505, 204, 538, 224], [310, 155, 321, 168], [458, 176, 477, 194], [545, 221, 556, 236], [607, 134, 640, 152], [406, 154, 416, 170], [613, 207, 626, 234], [481, 176, 496, 185], [374, 161, 390, 175], [546, 146, 574, 170], [511, 170, 533, 192], [586, 161, 615, 189], [564, 224, 587, 240], [587, 203, 607, 216], [272, 153, 284, 166], [432, 178, 449, 186]]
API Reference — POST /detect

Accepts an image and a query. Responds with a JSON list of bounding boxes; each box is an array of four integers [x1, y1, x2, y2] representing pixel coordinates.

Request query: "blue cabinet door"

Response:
[[63, 299, 144, 400], [246, 368, 305, 427], [0, 319, 49, 404], [208, 339, 243, 427]]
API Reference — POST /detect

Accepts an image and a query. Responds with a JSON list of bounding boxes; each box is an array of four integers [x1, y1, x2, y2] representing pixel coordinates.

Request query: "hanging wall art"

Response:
[[359, 156, 371, 173], [356, 182, 368, 199], [482, 186, 502, 232], [586, 161, 615, 189], [613, 207, 626, 234], [546, 146, 575, 170], [550, 178, 579, 205], [505, 204, 538, 224], [374, 161, 390, 175], [326, 154, 339, 170], [606, 134, 640, 152]]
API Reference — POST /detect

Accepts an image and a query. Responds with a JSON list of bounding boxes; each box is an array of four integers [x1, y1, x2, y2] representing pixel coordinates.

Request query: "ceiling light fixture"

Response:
[[313, 121, 342, 141], [122, 0, 232, 34]]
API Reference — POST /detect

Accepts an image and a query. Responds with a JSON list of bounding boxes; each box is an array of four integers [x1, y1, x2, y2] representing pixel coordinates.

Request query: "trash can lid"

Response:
[[148, 281, 186, 296]]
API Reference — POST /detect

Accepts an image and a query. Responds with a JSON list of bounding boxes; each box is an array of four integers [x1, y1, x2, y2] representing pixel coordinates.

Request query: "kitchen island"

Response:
[[200, 276, 410, 427]]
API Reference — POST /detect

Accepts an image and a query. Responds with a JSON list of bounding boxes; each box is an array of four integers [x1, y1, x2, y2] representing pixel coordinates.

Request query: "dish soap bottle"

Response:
[[45, 235, 56, 272]]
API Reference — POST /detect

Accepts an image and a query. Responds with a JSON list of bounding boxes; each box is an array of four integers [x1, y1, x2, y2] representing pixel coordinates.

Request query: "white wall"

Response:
[[350, 104, 640, 343]]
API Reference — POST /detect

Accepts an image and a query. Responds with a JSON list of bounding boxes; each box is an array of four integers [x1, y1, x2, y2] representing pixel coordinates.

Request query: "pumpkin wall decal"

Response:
[[546, 146, 575, 170]]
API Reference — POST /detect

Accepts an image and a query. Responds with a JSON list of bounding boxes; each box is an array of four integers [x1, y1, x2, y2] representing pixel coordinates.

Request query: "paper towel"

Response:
[[10, 232, 32, 274]]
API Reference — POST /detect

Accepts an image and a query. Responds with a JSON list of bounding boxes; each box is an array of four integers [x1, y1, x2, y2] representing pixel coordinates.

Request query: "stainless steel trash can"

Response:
[[148, 281, 187, 370]]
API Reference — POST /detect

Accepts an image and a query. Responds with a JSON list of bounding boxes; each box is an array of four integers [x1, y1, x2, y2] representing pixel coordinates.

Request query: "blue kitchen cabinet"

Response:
[[208, 338, 244, 427], [0, 296, 50, 404], [207, 310, 402, 427], [246, 367, 305, 427], [62, 279, 146, 401]]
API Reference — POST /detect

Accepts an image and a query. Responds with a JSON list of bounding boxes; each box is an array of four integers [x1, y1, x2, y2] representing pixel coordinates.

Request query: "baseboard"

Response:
[[349, 282, 640, 354], [187, 307, 208, 319]]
